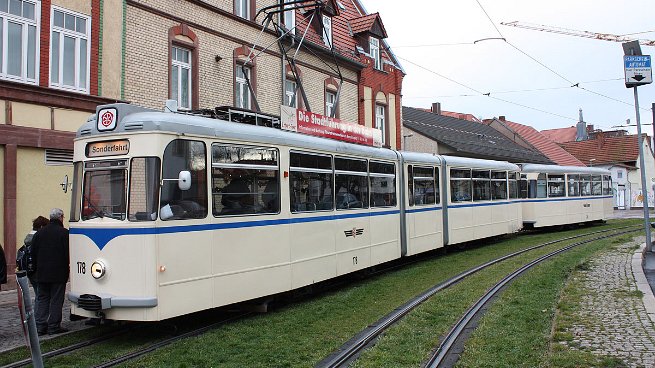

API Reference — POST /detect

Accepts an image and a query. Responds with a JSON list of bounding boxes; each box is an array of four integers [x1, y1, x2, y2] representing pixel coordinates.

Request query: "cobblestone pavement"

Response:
[[0, 283, 89, 353], [564, 237, 655, 368]]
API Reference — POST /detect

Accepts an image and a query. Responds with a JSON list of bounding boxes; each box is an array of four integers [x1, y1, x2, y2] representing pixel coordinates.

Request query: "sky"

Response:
[[363, 0, 655, 134]]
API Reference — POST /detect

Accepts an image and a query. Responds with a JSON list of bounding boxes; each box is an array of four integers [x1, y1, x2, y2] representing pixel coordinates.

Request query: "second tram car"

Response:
[[67, 103, 613, 321]]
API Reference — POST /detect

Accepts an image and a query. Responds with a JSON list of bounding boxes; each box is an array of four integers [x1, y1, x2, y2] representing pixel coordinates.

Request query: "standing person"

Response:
[[19, 216, 49, 310], [0, 243, 7, 286], [32, 209, 69, 335]]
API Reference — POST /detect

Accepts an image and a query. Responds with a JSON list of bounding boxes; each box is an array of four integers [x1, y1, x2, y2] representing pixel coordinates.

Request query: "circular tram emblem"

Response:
[[97, 108, 118, 131]]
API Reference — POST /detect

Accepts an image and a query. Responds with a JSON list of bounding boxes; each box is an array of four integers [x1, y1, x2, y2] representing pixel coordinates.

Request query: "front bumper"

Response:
[[68, 292, 157, 311]]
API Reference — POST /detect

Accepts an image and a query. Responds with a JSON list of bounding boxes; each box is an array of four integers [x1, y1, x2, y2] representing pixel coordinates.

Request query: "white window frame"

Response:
[[283, 0, 295, 35], [0, 0, 40, 85], [375, 104, 386, 145], [235, 0, 249, 20], [325, 90, 336, 117], [370, 37, 381, 70], [285, 79, 297, 108], [322, 15, 332, 48], [49, 6, 90, 93], [171, 46, 192, 110], [235, 64, 251, 109]]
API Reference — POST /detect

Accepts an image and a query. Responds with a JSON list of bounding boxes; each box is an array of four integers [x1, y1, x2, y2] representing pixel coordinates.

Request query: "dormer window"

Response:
[[370, 37, 381, 70], [322, 15, 332, 48]]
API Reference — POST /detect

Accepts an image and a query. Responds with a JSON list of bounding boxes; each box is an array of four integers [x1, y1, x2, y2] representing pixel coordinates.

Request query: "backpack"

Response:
[[16, 243, 35, 274]]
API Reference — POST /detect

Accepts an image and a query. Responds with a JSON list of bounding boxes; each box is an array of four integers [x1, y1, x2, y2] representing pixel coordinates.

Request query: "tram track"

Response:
[[316, 225, 641, 368]]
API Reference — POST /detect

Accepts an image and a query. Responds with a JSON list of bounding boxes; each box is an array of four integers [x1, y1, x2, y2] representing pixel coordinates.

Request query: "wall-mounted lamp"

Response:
[[215, 55, 223, 62]]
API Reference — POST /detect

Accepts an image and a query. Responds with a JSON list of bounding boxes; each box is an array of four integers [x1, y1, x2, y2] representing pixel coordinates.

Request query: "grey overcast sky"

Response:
[[363, 0, 655, 134]]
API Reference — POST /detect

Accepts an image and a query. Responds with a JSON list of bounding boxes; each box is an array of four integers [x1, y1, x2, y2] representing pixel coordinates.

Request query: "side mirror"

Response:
[[178, 171, 191, 191]]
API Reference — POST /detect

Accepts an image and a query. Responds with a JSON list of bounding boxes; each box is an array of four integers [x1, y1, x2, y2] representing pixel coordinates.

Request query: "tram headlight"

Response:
[[90, 260, 106, 279]]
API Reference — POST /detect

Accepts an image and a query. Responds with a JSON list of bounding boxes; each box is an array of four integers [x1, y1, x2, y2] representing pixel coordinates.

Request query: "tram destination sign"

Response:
[[280, 106, 382, 147], [86, 140, 130, 157], [624, 55, 652, 87]]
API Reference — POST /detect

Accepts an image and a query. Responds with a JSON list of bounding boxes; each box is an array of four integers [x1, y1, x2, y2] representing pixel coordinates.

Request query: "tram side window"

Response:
[[290, 152, 333, 212], [519, 174, 529, 199], [508, 172, 519, 199], [536, 173, 547, 198], [591, 175, 602, 195], [70, 162, 83, 222], [580, 175, 592, 196], [603, 175, 612, 195], [450, 168, 472, 202], [335, 157, 368, 210], [407, 165, 414, 206], [567, 174, 580, 196], [491, 171, 507, 200], [413, 166, 435, 206], [160, 139, 207, 220], [212, 145, 279, 216], [129, 157, 161, 221], [472, 170, 491, 201], [548, 174, 566, 197], [370, 161, 396, 207]]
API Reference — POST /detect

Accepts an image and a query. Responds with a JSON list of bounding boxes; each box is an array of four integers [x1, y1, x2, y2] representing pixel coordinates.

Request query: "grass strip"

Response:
[[26, 220, 639, 367], [454, 234, 637, 368]]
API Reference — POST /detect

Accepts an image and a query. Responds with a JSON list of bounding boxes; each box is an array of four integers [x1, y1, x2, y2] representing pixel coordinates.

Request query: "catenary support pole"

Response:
[[633, 87, 652, 252]]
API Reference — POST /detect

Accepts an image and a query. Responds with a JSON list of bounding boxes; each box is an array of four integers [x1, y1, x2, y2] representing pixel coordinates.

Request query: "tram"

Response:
[[67, 103, 611, 321]]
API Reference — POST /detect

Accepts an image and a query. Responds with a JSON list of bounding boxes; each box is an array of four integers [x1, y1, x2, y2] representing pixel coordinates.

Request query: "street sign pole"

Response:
[[624, 41, 653, 252]]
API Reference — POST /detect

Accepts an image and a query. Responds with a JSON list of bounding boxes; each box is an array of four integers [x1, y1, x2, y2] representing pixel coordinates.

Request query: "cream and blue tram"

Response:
[[443, 156, 522, 245], [68, 104, 402, 321], [519, 164, 613, 228]]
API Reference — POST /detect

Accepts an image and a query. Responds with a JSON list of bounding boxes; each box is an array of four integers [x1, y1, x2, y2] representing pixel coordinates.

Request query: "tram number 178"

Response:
[[77, 262, 86, 274]]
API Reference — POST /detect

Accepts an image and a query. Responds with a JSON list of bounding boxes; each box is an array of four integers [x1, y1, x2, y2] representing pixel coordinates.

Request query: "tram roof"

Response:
[[520, 163, 611, 175], [79, 104, 398, 161], [441, 155, 520, 171]]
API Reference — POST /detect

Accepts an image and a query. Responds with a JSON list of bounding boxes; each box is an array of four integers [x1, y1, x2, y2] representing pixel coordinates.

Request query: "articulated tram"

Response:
[[67, 103, 611, 321]]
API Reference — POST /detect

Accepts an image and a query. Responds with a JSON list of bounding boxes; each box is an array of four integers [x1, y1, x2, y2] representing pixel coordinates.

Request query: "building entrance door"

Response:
[[617, 187, 626, 210]]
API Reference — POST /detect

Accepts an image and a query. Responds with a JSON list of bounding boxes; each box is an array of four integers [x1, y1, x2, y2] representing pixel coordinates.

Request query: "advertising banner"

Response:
[[281, 106, 382, 147]]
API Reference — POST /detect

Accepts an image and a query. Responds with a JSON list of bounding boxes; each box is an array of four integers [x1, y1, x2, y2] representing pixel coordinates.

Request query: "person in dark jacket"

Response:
[[32, 208, 69, 335], [22, 216, 49, 311], [0, 244, 7, 285]]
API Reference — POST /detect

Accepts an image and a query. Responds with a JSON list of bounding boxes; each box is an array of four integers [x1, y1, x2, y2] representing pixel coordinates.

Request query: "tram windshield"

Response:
[[82, 160, 128, 220]]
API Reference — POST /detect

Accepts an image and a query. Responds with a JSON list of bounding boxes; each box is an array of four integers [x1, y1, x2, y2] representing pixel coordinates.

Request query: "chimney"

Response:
[[597, 131, 605, 148], [586, 124, 594, 133], [431, 102, 442, 115], [499, 116, 506, 122]]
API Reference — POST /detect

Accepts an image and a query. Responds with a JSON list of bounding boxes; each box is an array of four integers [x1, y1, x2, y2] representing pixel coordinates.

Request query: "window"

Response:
[[283, 0, 295, 34], [591, 175, 602, 195], [0, 0, 39, 84], [617, 170, 623, 179], [128, 157, 161, 221], [412, 166, 436, 206], [519, 174, 528, 199], [603, 175, 612, 195], [235, 64, 251, 109], [235, 0, 249, 19], [70, 162, 83, 221], [82, 160, 128, 221], [171, 46, 191, 109], [491, 171, 507, 200], [160, 140, 207, 220], [322, 15, 332, 47], [370, 161, 396, 207], [335, 157, 368, 210], [375, 105, 386, 145], [285, 79, 297, 107], [547, 174, 565, 197], [450, 168, 471, 202], [290, 152, 333, 212], [370, 37, 381, 70], [50, 7, 89, 92], [536, 173, 547, 198], [212, 144, 279, 216], [508, 172, 519, 199], [580, 175, 592, 196], [472, 170, 490, 201], [567, 174, 580, 196], [325, 90, 336, 117]]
